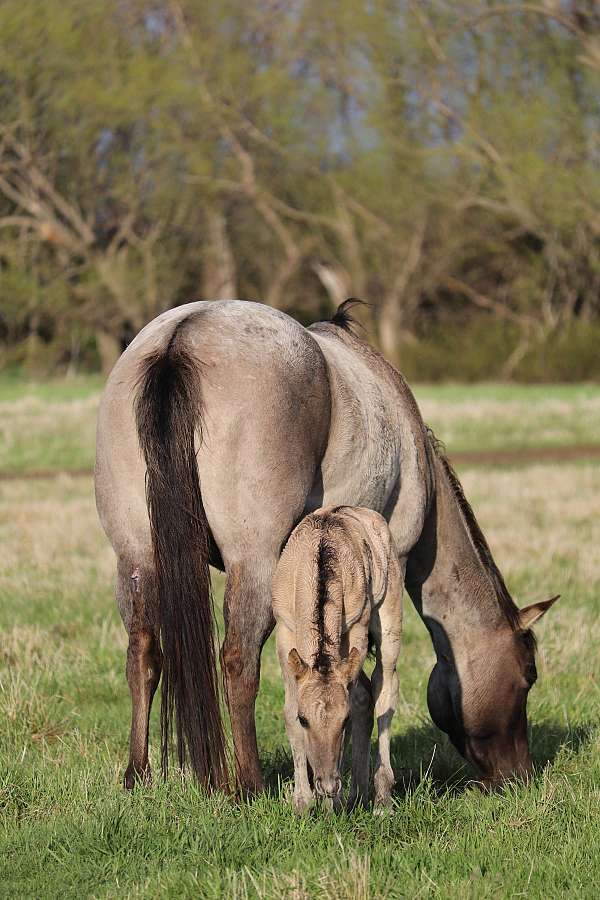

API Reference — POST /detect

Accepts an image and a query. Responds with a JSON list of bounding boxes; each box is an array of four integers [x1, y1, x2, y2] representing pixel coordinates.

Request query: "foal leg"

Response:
[[371, 556, 403, 810], [277, 636, 312, 812], [118, 562, 162, 790], [348, 671, 374, 810], [221, 560, 275, 797]]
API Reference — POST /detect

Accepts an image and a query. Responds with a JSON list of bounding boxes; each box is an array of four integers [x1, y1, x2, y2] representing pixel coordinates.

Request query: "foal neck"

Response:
[[291, 535, 345, 675]]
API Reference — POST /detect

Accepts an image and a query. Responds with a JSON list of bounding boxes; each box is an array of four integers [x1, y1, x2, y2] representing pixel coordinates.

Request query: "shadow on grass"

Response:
[[530, 719, 595, 767], [261, 719, 596, 799]]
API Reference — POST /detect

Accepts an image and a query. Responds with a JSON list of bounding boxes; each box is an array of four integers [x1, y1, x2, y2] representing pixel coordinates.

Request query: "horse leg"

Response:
[[118, 562, 162, 790], [371, 555, 403, 810], [221, 560, 275, 796], [277, 632, 313, 811], [348, 670, 374, 810]]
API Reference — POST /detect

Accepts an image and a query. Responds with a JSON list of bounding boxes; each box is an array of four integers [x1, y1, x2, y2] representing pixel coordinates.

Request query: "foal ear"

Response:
[[288, 648, 309, 680], [518, 595, 560, 631], [341, 647, 363, 685]]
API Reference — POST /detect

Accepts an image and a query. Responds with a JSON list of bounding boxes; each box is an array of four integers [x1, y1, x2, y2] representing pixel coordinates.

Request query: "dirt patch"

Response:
[[2, 444, 600, 481], [451, 444, 600, 467]]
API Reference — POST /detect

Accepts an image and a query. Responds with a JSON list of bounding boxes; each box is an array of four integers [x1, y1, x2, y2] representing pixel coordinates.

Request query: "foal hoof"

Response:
[[373, 795, 393, 816], [293, 793, 313, 814], [123, 764, 151, 791]]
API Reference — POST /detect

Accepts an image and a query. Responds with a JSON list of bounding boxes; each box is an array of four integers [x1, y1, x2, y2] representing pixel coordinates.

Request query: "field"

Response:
[[1, 378, 600, 898]]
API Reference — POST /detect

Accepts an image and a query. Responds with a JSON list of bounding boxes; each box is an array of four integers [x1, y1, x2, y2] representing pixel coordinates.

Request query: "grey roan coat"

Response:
[[95, 299, 558, 794]]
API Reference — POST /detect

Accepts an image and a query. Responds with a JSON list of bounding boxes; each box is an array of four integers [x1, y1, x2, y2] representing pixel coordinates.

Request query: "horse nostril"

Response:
[[315, 776, 341, 797]]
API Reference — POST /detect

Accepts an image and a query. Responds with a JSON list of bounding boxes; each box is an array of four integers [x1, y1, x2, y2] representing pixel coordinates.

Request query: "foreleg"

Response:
[[348, 670, 374, 810], [275, 625, 313, 811], [371, 554, 403, 809]]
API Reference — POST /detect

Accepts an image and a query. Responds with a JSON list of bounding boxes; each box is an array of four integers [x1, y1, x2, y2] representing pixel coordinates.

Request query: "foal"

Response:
[[272, 506, 403, 811]]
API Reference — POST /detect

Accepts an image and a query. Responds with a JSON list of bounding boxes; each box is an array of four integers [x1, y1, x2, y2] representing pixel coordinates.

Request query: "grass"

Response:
[[1, 376, 600, 474], [413, 383, 600, 453], [1, 375, 600, 896], [1, 461, 600, 898]]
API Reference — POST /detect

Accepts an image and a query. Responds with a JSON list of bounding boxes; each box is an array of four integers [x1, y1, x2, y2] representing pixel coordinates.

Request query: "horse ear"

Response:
[[341, 647, 363, 685], [288, 648, 309, 680], [518, 595, 560, 631]]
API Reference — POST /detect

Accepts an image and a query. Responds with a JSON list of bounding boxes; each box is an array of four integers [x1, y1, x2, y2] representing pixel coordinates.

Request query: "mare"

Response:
[[94, 299, 558, 793]]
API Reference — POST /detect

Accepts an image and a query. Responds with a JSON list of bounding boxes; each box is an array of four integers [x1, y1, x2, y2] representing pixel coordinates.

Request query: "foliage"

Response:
[[0, 1, 598, 374]]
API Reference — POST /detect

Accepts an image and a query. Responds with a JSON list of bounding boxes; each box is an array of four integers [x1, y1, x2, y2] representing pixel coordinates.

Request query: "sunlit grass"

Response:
[[1, 463, 599, 898], [2, 377, 599, 474]]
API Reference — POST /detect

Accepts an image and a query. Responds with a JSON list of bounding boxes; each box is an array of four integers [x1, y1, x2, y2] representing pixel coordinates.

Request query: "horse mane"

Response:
[[310, 510, 355, 676], [427, 428, 532, 643], [328, 298, 367, 334]]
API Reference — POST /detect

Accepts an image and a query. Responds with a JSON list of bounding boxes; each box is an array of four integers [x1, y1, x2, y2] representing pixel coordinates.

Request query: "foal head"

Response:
[[288, 647, 363, 799]]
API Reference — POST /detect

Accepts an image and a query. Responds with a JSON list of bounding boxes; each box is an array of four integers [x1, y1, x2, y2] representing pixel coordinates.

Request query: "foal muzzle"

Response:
[[315, 775, 342, 798]]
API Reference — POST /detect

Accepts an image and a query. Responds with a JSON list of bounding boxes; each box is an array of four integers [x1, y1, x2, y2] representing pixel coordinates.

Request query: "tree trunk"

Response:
[[96, 330, 121, 375], [378, 297, 400, 363], [202, 205, 237, 299]]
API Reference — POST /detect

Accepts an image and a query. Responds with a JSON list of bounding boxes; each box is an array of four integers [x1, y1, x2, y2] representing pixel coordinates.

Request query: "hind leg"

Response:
[[117, 561, 162, 790], [221, 559, 276, 796]]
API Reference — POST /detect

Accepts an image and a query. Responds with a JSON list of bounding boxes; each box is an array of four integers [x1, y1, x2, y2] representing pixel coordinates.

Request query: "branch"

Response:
[[461, 5, 585, 40], [444, 276, 538, 329], [2, 131, 95, 245]]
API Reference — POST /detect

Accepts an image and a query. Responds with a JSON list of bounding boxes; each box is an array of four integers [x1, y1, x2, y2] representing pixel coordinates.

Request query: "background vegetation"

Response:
[[0, 1, 599, 380]]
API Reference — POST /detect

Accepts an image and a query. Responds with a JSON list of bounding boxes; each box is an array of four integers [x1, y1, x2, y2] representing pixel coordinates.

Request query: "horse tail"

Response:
[[134, 320, 228, 789]]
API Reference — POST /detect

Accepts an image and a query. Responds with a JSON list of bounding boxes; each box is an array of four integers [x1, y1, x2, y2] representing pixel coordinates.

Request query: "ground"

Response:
[[0, 378, 599, 898]]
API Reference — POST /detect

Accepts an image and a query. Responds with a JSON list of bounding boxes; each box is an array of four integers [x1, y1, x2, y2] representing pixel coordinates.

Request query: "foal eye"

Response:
[[298, 715, 309, 729]]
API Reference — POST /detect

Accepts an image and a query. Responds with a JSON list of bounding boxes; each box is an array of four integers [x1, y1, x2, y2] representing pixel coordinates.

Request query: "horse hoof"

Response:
[[293, 794, 313, 814], [123, 765, 151, 791], [373, 797, 393, 816]]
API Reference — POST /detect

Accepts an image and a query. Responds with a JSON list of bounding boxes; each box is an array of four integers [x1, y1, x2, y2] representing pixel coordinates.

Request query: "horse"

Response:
[[94, 298, 559, 794], [272, 505, 403, 812]]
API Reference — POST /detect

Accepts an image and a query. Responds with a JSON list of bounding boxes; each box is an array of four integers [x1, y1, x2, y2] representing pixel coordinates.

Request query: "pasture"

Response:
[[1, 379, 599, 898]]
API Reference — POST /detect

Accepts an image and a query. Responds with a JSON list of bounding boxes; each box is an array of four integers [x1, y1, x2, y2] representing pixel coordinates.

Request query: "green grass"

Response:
[[1, 376, 600, 474], [1, 461, 599, 898], [413, 382, 600, 453], [0, 373, 103, 403]]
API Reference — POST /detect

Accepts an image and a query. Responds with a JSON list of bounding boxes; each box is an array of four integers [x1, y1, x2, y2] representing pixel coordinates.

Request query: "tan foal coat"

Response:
[[272, 506, 403, 810]]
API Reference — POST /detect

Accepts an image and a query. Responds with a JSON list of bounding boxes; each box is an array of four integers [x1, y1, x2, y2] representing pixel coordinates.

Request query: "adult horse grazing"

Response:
[[95, 298, 558, 794]]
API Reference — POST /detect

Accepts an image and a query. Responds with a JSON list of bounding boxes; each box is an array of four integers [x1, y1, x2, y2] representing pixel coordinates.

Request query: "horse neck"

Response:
[[406, 454, 512, 638]]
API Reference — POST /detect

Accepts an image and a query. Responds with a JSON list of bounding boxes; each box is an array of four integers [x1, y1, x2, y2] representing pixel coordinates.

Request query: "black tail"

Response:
[[134, 321, 228, 789]]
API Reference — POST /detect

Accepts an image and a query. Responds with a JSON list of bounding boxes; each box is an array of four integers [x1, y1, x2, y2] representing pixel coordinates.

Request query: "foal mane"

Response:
[[427, 429, 530, 640], [311, 512, 350, 676]]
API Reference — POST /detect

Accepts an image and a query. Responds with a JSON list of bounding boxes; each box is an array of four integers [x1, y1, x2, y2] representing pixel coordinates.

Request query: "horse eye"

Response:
[[298, 715, 309, 729]]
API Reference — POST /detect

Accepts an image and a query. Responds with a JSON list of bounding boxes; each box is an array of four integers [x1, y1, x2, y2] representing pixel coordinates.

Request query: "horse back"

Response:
[[308, 324, 433, 555]]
